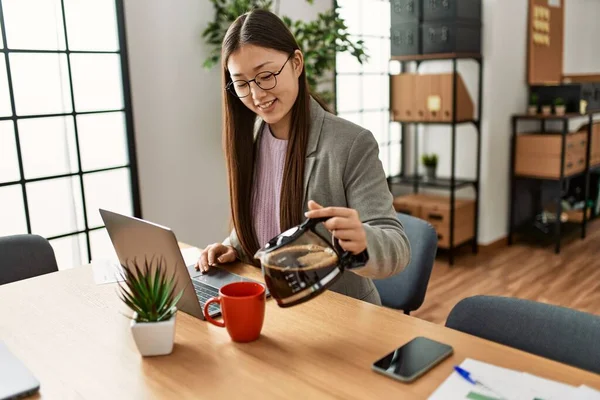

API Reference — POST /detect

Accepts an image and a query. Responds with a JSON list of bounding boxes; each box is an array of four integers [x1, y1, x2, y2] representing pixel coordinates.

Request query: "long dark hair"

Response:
[[221, 9, 322, 264]]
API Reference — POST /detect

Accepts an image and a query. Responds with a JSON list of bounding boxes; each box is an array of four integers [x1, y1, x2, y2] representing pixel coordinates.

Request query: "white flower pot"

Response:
[[541, 106, 552, 116], [130, 311, 177, 356]]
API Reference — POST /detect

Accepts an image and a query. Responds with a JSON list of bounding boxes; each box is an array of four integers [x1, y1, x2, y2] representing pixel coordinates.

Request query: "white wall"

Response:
[[123, 0, 228, 248], [123, 0, 330, 249], [477, 0, 529, 244], [564, 0, 600, 74]]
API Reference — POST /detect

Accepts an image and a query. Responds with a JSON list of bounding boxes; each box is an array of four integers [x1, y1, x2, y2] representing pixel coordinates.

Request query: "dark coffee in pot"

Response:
[[262, 244, 341, 307], [255, 216, 369, 308]]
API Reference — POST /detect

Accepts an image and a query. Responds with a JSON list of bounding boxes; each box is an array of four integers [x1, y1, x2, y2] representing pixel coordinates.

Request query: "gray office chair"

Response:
[[0, 234, 59, 285], [446, 295, 600, 374], [373, 213, 437, 315]]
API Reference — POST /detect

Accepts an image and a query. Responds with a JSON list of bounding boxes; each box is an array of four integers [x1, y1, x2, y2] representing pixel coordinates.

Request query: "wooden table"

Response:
[[0, 257, 599, 399]]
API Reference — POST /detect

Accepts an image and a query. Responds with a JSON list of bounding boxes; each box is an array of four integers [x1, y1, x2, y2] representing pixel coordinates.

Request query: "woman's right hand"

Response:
[[195, 243, 238, 272]]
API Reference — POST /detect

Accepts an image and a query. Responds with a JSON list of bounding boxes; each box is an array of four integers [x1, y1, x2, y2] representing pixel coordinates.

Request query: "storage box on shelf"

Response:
[[391, 0, 422, 22], [391, 0, 421, 56], [391, 23, 422, 57], [421, 0, 481, 21], [421, 21, 481, 55], [390, 72, 474, 122], [421, 0, 481, 55], [390, 0, 482, 57], [393, 193, 475, 249], [514, 131, 588, 179]]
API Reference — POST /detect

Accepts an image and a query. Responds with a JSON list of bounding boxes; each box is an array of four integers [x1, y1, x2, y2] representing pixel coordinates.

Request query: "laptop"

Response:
[[0, 341, 40, 400], [99, 209, 267, 320]]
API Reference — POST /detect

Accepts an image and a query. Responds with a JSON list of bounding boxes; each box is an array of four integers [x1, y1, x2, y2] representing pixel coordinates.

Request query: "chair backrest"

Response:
[[0, 234, 59, 285], [373, 213, 437, 313], [446, 295, 600, 374]]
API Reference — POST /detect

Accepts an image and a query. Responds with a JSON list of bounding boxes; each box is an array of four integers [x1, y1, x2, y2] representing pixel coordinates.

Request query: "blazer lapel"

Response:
[[303, 157, 316, 208], [303, 97, 326, 207]]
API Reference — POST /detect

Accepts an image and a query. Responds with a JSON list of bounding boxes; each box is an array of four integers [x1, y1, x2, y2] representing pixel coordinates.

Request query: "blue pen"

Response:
[[453, 366, 509, 400]]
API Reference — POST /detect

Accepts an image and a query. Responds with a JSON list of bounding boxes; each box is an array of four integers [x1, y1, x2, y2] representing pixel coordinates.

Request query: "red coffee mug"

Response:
[[203, 282, 266, 342]]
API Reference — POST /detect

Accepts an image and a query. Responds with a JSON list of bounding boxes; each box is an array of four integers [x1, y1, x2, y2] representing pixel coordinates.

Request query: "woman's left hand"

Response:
[[304, 200, 367, 255]]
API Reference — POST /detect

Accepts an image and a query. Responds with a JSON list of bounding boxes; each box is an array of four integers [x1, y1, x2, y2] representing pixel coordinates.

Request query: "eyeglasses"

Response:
[[226, 53, 294, 99]]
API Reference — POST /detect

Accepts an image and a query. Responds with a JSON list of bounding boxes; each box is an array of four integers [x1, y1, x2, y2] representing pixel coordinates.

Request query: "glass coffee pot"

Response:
[[254, 217, 369, 308]]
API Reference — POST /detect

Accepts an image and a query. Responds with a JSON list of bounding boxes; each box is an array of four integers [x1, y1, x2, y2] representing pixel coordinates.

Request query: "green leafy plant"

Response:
[[117, 256, 184, 323], [554, 97, 565, 106], [201, 0, 368, 107], [529, 93, 539, 106], [421, 153, 438, 168]]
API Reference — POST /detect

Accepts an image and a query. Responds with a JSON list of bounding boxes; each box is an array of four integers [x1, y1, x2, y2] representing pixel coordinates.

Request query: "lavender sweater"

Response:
[[251, 124, 288, 247]]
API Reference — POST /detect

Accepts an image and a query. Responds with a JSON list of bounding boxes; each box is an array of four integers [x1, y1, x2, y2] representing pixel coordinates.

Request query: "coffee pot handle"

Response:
[[302, 217, 347, 254], [302, 216, 329, 227], [303, 217, 368, 270]]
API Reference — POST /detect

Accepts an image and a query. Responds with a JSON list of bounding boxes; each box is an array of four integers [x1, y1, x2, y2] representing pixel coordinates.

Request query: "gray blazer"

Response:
[[225, 97, 411, 305]]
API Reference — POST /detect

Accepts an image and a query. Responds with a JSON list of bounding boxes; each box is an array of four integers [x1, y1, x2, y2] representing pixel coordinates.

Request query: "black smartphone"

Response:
[[371, 336, 453, 383]]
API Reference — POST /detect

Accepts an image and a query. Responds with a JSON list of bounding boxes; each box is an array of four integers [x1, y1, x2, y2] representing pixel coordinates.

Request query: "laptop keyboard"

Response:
[[192, 280, 221, 316]]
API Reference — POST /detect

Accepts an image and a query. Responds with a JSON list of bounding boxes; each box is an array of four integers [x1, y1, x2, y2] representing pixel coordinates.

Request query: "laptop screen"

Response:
[[0, 341, 40, 399]]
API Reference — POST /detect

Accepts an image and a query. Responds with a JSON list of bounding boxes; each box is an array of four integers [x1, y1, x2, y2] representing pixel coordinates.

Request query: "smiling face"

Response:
[[227, 45, 303, 130]]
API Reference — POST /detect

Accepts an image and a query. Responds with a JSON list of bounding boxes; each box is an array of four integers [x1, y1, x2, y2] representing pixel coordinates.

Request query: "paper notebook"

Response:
[[428, 358, 600, 400]]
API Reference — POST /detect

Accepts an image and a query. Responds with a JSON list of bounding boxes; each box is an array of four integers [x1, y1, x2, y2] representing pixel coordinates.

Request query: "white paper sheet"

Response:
[[518, 372, 579, 400], [572, 385, 600, 400], [91, 259, 124, 285], [428, 358, 578, 400]]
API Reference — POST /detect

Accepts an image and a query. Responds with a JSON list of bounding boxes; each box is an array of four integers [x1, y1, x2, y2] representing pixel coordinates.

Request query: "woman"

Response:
[[196, 9, 410, 305]]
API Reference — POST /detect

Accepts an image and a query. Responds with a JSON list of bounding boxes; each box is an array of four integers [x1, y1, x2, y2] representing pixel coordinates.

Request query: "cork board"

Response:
[[527, 0, 564, 85]]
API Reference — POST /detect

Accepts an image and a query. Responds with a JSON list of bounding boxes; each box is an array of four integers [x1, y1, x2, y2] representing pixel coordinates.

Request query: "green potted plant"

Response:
[[117, 256, 184, 357], [528, 93, 538, 115], [554, 97, 566, 116], [201, 0, 368, 109], [541, 101, 552, 116], [421, 153, 438, 181]]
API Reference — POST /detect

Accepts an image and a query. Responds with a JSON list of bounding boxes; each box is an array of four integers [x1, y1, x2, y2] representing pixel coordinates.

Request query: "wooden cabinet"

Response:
[[392, 193, 427, 217], [421, 198, 475, 249], [593, 125, 600, 167], [515, 132, 588, 178], [578, 122, 600, 167], [393, 193, 475, 249]]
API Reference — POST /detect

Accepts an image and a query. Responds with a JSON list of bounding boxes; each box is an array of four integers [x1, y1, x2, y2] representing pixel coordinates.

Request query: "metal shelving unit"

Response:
[[508, 111, 600, 253], [387, 53, 483, 265]]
